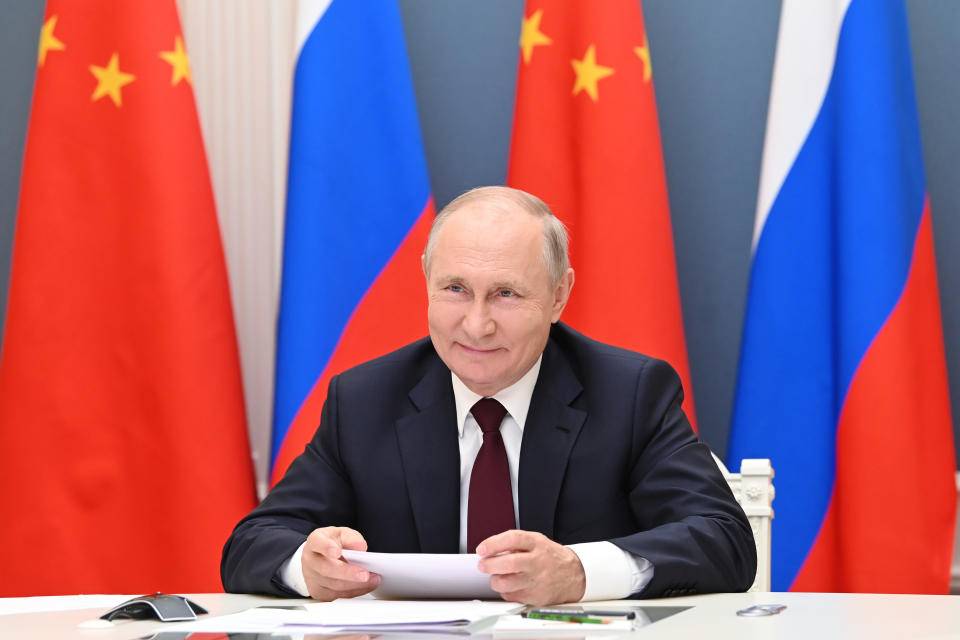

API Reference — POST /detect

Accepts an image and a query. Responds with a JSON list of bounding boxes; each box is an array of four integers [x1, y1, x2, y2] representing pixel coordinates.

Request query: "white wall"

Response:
[[178, 0, 296, 497]]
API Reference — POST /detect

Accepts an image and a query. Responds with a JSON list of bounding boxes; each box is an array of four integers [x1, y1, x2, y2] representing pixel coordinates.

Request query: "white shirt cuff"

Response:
[[279, 541, 310, 597], [568, 541, 653, 601]]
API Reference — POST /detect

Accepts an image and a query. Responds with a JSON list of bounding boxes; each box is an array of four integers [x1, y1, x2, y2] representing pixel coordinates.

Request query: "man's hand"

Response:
[[476, 530, 586, 605], [301, 526, 380, 601]]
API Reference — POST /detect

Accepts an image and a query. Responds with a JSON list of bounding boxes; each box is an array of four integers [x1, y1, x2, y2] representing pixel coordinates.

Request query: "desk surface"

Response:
[[1, 591, 959, 639]]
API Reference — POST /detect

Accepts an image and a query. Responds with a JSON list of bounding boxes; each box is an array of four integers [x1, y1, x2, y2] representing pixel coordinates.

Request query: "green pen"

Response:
[[522, 612, 609, 624]]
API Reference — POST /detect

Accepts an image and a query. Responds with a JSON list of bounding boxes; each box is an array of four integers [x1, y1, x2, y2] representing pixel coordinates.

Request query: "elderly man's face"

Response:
[[424, 202, 573, 397]]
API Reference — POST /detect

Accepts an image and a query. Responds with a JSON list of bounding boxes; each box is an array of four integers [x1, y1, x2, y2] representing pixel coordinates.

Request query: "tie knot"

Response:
[[471, 398, 507, 433]]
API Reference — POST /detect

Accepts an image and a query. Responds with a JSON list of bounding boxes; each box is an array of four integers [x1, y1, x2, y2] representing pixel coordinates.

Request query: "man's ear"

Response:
[[421, 254, 428, 278], [550, 268, 575, 323]]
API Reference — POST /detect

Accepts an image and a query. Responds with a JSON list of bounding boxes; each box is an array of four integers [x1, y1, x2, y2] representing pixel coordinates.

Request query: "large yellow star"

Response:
[[38, 15, 66, 67], [634, 33, 652, 82], [571, 44, 614, 101], [159, 35, 192, 86], [520, 9, 552, 64], [89, 53, 135, 107]]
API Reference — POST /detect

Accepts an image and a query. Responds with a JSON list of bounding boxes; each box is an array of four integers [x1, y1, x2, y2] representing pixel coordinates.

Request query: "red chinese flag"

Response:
[[0, 2, 256, 595], [508, 0, 697, 428]]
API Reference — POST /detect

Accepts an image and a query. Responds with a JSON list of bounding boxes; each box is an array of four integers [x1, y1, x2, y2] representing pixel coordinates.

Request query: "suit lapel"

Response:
[[394, 357, 461, 553], [518, 337, 586, 538]]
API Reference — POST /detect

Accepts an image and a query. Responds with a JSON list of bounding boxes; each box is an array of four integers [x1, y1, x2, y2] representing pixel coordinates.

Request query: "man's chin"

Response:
[[452, 367, 504, 396]]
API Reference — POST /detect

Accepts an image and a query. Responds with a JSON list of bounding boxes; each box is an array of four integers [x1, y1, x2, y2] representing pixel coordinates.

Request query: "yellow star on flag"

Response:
[[159, 36, 192, 86], [634, 33, 652, 82], [571, 44, 614, 101], [520, 9, 552, 64], [38, 15, 66, 68], [89, 53, 135, 107]]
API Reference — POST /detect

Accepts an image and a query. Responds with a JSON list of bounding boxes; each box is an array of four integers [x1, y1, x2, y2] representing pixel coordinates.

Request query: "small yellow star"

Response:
[[571, 44, 614, 101], [520, 9, 552, 64], [159, 35, 192, 86], [38, 15, 66, 67], [634, 33, 652, 82], [89, 53, 135, 107]]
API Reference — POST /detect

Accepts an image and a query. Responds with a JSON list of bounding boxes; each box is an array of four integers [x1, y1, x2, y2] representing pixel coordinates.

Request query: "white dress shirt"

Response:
[[280, 355, 653, 600]]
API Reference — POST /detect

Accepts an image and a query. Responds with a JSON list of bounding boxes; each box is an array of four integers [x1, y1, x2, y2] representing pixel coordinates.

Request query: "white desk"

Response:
[[1, 592, 958, 639]]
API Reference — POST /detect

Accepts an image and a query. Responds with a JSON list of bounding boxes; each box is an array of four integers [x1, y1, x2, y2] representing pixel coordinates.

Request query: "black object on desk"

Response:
[[101, 593, 208, 622]]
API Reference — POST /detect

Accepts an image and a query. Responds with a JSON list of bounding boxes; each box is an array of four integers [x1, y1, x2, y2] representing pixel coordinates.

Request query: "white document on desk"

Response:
[[341, 549, 499, 599], [298, 598, 519, 628], [171, 599, 519, 634]]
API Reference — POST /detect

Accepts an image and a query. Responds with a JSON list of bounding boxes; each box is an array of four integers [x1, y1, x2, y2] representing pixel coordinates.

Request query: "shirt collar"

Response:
[[451, 355, 543, 438]]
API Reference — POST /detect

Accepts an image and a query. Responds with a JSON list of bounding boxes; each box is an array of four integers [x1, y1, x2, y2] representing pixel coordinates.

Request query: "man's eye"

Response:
[[448, 284, 464, 293], [498, 289, 516, 298]]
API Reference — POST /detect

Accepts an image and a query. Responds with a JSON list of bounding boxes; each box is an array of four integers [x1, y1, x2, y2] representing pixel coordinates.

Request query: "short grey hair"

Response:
[[423, 186, 570, 286]]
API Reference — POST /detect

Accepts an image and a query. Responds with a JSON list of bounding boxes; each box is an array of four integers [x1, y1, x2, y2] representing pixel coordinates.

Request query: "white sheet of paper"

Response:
[[169, 608, 298, 633], [299, 598, 518, 624], [341, 549, 500, 599], [171, 599, 519, 634]]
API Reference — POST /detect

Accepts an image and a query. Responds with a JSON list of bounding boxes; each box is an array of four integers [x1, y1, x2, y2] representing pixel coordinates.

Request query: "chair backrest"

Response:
[[712, 455, 774, 592]]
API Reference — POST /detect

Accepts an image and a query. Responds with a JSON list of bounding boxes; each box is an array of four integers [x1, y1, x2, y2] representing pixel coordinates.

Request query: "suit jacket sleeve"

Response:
[[220, 375, 354, 596], [610, 358, 757, 598]]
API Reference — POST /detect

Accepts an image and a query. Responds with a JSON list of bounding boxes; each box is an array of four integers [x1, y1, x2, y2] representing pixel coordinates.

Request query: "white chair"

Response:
[[713, 455, 774, 592], [951, 472, 960, 595]]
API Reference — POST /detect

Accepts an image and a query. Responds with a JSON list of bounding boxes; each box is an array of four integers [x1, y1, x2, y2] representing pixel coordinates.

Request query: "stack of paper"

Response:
[[173, 599, 521, 635], [290, 599, 520, 632]]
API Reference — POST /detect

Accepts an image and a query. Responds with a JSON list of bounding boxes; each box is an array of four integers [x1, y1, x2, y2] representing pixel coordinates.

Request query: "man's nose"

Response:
[[462, 298, 495, 338]]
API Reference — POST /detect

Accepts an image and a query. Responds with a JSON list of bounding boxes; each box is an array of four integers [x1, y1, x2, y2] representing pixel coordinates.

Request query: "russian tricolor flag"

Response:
[[271, 0, 434, 483], [729, 0, 956, 592]]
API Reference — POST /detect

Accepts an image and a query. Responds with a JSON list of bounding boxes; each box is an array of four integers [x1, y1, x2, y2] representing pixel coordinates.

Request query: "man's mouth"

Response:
[[456, 343, 501, 355]]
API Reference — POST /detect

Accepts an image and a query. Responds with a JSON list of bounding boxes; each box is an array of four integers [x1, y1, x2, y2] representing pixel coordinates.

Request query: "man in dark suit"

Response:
[[222, 186, 756, 605]]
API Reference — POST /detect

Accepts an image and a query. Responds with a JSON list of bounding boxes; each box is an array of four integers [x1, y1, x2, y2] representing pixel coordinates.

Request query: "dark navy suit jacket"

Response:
[[221, 323, 757, 597]]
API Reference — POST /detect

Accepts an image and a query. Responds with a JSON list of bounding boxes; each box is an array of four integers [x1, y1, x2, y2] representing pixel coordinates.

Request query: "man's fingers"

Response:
[[306, 550, 373, 583], [476, 530, 547, 575], [311, 571, 381, 593], [304, 556, 382, 601], [489, 570, 532, 594], [338, 527, 369, 551], [301, 526, 380, 602], [310, 579, 381, 602], [305, 528, 343, 558], [476, 529, 535, 556], [474, 529, 586, 604], [477, 549, 525, 576], [307, 526, 368, 558]]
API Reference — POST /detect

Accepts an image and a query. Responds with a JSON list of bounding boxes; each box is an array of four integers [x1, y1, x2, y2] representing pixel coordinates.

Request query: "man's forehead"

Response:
[[455, 192, 541, 217], [440, 200, 541, 239]]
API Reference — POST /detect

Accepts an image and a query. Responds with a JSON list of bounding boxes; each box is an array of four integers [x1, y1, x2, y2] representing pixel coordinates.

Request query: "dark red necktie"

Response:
[[467, 398, 516, 553]]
